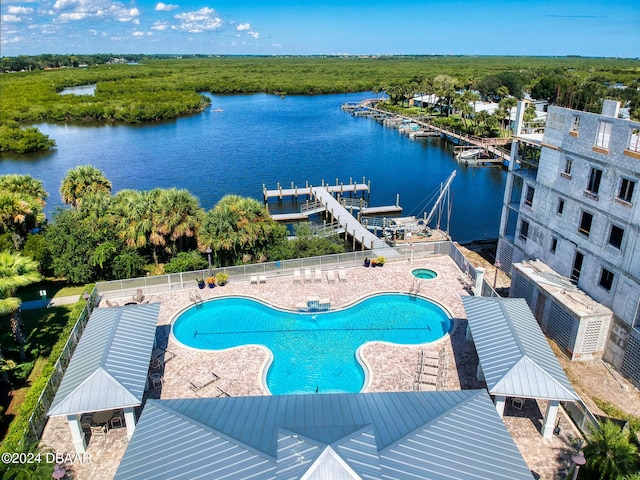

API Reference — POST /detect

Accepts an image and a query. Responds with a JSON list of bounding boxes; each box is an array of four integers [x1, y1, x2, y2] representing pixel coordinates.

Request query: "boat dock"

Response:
[[342, 100, 511, 166], [263, 179, 370, 202], [264, 178, 402, 256]]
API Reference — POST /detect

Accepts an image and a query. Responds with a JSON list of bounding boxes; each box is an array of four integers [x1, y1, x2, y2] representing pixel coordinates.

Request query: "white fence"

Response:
[[96, 241, 475, 299]]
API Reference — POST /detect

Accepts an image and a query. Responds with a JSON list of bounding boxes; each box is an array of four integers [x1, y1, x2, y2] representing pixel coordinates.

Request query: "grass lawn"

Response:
[[17, 280, 92, 302], [0, 305, 75, 441]]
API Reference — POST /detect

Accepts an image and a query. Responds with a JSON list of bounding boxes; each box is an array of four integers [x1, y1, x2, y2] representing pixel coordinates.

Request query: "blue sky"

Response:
[[1, 0, 639, 57]]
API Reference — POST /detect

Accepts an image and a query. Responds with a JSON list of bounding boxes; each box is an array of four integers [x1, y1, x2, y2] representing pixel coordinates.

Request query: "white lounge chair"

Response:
[[259, 274, 267, 284], [293, 269, 302, 283], [250, 275, 258, 284], [326, 270, 336, 283], [338, 268, 347, 282], [189, 372, 220, 393], [314, 268, 322, 282], [304, 268, 313, 282]]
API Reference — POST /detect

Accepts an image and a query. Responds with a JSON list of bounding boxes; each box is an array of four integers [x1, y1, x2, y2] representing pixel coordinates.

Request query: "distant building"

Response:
[[497, 100, 640, 387]]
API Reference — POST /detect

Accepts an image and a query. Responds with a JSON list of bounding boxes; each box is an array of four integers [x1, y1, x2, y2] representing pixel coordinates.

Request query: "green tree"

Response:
[[45, 209, 97, 284], [0, 440, 55, 479], [0, 251, 40, 360], [60, 165, 112, 208], [198, 195, 280, 266], [582, 420, 640, 480]]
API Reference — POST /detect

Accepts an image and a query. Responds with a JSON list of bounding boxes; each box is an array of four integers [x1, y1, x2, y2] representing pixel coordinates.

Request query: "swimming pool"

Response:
[[171, 293, 452, 395]]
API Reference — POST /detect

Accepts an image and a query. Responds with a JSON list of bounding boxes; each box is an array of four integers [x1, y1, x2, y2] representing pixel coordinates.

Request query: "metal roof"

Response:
[[48, 303, 161, 416], [114, 390, 533, 480], [463, 296, 579, 401]]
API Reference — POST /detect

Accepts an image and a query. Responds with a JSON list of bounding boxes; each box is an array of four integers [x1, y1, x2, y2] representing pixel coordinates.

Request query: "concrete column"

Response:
[[465, 324, 472, 341], [542, 400, 559, 438], [476, 364, 484, 381], [473, 267, 485, 296], [494, 395, 506, 418], [67, 414, 87, 453], [124, 407, 137, 439]]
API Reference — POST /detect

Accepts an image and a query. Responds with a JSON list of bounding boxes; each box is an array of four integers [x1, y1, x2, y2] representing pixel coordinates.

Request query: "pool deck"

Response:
[[39, 255, 581, 480]]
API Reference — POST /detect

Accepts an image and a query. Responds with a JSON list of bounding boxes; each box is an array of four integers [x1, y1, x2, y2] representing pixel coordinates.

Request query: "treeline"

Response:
[[0, 169, 344, 284], [1, 56, 639, 153], [0, 53, 148, 73]]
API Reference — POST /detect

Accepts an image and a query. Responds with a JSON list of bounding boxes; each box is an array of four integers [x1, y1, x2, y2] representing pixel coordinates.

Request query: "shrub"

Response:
[[163, 251, 207, 274]]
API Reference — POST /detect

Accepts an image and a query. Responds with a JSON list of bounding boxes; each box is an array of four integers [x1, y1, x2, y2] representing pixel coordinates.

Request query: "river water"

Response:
[[0, 93, 505, 242]]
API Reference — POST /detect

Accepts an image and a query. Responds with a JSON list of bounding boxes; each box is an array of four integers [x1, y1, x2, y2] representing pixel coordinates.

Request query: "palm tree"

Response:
[[0, 251, 40, 360], [0, 175, 48, 206], [582, 420, 640, 479], [154, 188, 203, 255], [198, 195, 279, 266], [60, 165, 112, 208], [0, 175, 48, 248]]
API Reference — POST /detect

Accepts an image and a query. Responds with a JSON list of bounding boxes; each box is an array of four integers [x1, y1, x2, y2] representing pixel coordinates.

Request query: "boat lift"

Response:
[[361, 170, 456, 241]]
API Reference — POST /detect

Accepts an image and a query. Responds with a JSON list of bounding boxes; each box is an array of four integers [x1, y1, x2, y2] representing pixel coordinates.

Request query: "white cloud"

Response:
[[155, 2, 178, 12], [151, 21, 169, 31], [173, 7, 222, 33], [247, 31, 258, 39], [132, 30, 145, 37], [7, 6, 34, 14], [52, 0, 139, 23], [236, 23, 250, 31], [1, 14, 23, 22]]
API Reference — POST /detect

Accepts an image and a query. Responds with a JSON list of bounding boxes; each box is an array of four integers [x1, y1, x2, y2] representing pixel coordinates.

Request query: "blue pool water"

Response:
[[171, 294, 452, 395]]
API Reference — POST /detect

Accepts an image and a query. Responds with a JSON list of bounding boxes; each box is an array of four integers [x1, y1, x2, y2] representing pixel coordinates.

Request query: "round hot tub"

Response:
[[412, 268, 438, 280]]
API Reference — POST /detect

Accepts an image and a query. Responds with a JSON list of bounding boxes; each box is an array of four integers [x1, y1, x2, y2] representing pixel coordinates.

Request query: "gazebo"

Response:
[[115, 390, 533, 479], [462, 296, 580, 438], [47, 303, 161, 453]]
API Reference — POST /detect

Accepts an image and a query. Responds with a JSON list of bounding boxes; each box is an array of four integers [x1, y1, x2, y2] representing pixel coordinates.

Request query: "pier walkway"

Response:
[[346, 102, 511, 165], [311, 186, 399, 258]]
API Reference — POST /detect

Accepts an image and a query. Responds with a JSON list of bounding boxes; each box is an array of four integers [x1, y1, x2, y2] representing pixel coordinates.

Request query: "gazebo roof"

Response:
[[463, 296, 579, 401], [115, 390, 533, 480], [48, 303, 161, 417]]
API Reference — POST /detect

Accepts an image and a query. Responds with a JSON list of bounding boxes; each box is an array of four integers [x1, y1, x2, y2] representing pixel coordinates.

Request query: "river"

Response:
[[0, 93, 506, 242]]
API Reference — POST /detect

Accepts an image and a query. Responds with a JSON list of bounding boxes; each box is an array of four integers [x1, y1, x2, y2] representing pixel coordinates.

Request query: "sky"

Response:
[[1, 0, 639, 58]]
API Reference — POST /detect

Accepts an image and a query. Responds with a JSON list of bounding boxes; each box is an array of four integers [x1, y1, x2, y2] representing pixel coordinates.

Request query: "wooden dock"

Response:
[[311, 187, 398, 257], [263, 181, 370, 202], [344, 102, 512, 165]]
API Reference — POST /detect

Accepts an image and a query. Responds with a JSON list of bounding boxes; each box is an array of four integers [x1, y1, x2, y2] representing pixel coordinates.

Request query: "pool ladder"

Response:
[[409, 280, 421, 296]]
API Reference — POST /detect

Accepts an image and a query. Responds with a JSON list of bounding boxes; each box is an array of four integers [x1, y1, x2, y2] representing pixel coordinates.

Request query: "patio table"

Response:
[[92, 410, 113, 425]]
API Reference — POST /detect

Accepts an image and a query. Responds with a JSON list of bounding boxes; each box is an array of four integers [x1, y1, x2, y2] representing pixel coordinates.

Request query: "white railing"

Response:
[[96, 241, 467, 299]]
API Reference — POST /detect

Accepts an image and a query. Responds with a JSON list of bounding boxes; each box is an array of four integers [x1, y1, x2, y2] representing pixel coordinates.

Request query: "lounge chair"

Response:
[[304, 268, 313, 282], [314, 269, 322, 282], [259, 274, 267, 284], [338, 268, 347, 282], [326, 270, 336, 283], [189, 372, 220, 393], [215, 386, 231, 397], [151, 347, 176, 369], [293, 269, 302, 283], [250, 275, 258, 284]]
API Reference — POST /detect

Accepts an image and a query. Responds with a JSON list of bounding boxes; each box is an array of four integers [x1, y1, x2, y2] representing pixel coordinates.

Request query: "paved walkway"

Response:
[[21, 295, 81, 310]]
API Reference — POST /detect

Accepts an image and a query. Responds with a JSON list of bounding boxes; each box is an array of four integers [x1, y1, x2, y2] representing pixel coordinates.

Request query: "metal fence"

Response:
[[23, 288, 98, 445], [96, 241, 471, 299]]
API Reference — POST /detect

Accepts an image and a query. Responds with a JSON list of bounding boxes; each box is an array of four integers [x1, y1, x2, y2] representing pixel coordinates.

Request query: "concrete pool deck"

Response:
[[39, 255, 582, 479]]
